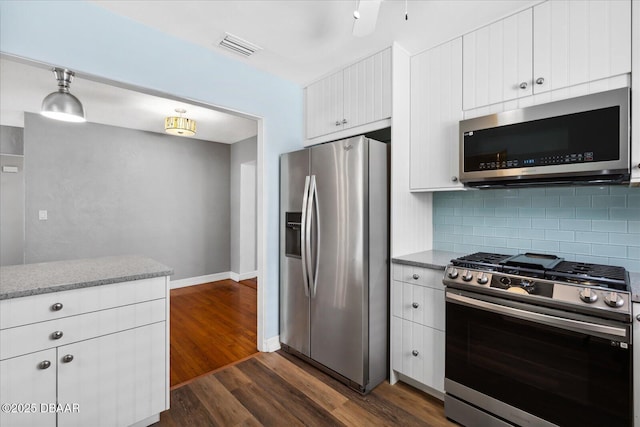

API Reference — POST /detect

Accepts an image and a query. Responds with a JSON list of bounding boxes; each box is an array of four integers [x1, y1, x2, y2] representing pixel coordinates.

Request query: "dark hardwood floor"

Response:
[[157, 351, 456, 426], [170, 278, 258, 388]]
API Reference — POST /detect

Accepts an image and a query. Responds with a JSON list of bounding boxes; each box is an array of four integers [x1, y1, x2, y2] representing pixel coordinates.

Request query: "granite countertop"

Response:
[[392, 250, 640, 304], [0, 255, 173, 300], [392, 250, 464, 270]]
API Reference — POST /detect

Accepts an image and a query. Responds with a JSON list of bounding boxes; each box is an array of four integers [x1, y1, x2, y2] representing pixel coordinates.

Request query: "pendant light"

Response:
[[41, 68, 86, 123], [165, 108, 196, 136]]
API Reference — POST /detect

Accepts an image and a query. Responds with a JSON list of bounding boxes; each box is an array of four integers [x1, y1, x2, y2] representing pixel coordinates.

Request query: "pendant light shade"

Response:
[[41, 68, 86, 123], [165, 109, 196, 136]]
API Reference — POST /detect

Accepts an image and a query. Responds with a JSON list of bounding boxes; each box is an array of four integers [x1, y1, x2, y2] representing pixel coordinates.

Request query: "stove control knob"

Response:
[[604, 292, 624, 308], [579, 288, 598, 304], [477, 273, 489, 285], [447, 267, 459, 279], [462, 270, 474, 282]]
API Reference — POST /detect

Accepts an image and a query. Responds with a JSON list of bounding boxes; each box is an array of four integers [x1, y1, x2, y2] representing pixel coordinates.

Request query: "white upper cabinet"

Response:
[[463, 9, 533, 110], [463, 1, 631, 111], [305, 48, 391, 140], [410, 38, 464, 191], [305, 71, 344, 140], [533, 0, 631, 95]]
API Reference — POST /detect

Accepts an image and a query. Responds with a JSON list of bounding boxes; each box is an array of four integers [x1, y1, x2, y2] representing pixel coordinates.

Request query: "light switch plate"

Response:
[[38, 210, 48, 221]]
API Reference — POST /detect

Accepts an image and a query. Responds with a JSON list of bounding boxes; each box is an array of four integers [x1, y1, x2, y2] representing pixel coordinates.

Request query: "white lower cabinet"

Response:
[[0, 349, 57, 427], [390, 263, 446, 396], [0, 277, 168, 427], [58, 323, 166, 427], [392, 318, 445, 393]]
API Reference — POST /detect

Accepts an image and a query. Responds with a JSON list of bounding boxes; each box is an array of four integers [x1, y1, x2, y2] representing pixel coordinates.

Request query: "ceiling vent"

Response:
[[218, 33, 262, 57]]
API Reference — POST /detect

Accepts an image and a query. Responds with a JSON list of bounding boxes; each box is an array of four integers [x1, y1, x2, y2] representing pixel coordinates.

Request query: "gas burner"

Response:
[[444, 252, 632, 322]]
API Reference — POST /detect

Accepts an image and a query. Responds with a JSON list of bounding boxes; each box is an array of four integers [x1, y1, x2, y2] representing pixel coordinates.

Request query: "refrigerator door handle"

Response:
[[300, 175, 311, 297], [309, 175, 320, 298], [305, 175, 316, 298]]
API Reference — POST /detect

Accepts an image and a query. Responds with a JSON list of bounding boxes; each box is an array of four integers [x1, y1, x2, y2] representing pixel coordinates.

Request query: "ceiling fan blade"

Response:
[[352, 0, 382, 37]]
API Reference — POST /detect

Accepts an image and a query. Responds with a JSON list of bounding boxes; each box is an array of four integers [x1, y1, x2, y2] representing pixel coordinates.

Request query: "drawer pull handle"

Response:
[[412, 302, 419, 309], [412, 274, 419, 280], [51, 331, 64, 340], [412, 350, 419, 357], [62, 354, 74, 363], [51, 303, 63, 311], [39, 360, 51, 369]]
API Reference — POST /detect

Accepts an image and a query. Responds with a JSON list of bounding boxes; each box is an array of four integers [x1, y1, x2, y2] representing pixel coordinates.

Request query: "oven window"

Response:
[[446, 301, 632, 427]]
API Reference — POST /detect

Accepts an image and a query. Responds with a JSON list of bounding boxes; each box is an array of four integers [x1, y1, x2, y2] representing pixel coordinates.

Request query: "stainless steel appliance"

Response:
[[443, 252, 633, 427], [279, 135, 388, 394], [459, 87, 630, 187]]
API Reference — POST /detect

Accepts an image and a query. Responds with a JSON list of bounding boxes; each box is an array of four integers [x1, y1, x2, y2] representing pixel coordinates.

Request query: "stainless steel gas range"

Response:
[[443, 252, 633, 427]]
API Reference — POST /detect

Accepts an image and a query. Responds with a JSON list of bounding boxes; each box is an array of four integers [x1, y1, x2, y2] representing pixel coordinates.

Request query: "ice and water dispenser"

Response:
[[285, 212, 302, 258]]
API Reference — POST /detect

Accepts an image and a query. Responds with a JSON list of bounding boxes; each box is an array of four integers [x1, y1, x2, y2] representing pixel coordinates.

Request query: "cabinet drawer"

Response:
[[391, 281, 445, 330], [0, 299, 165, 360], [0, 277, 167, 330], [399, 265, 446, 289], [391, 317, 445, 393]]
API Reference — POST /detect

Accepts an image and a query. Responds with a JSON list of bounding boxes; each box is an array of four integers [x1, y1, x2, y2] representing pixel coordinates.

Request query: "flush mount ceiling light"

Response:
[[41, 68, 86, 123], [165, 108, 196, 137], [218, 33, 262, 57]]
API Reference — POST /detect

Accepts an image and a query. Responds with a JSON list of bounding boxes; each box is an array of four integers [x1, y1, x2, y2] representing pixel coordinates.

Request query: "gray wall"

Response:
[[0, 125, 24, 155], [1, 125, 25, 266], [24, 113, 230, 280], [230, 136, 257, 274]]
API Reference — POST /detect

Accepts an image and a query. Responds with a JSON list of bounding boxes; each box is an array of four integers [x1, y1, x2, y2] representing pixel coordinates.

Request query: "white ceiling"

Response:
[[1, 1, 540, 143], [92, 0, 541, 85], [0, 58, 258, 144]]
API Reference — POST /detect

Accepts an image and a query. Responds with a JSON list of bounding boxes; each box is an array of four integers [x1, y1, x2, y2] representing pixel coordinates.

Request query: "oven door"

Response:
[[445, 289, 632, 427]]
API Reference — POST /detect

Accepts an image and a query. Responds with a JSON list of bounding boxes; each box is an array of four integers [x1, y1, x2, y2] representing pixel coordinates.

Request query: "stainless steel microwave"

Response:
[[459, 88, 630, 187]]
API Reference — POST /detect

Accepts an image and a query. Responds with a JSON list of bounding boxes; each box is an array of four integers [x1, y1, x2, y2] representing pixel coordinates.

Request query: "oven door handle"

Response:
[[446, 292, 629, 342]]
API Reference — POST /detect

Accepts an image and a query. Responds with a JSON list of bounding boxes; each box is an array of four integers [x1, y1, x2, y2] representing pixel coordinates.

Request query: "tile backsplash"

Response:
[[433, 186, 640, 272]]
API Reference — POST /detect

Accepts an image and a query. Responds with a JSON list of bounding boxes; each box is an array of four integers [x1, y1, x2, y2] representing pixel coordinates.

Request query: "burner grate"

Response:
[[552, 262, 627, 281], [455, 252, 511, 265]]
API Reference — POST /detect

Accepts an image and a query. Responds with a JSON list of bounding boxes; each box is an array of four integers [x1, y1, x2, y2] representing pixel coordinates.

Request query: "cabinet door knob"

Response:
[[342, 119, 348, 124], [412, 302, 419, 309], [335, 120, 341, 126], [51, 303, 63, 311], [636, 314, 640, 321], [411, 350, 419, 357], [451, 176, 458, 182], [51, 331, 64, 340], [535, 77, 545, 85], [519, 82, 528, 89], [39, 360, 51, 369], [62, 354, 74, 363], [412, 273, 419, 280]]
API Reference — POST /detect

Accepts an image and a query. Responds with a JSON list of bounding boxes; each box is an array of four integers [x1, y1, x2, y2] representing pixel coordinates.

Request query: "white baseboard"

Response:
[[170, 272, 231, 289], [230, 270, 258, 282], [262, 335, 281, 352]]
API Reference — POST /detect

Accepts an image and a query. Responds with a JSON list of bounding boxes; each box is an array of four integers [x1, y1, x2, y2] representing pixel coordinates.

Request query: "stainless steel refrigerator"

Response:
[[279, 135, 388, 394]]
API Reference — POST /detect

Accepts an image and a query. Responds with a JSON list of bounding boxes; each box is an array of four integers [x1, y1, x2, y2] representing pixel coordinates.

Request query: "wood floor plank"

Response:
[[234, 358, 345, 427], [164, 384, 215, 426], [374, 382, 456, 427], [170, 279, 258, 387], [189, 375, 261, 427], [213, 365, 254, 392], [157, 350, 453, 427], [256, 352, 349, 412]]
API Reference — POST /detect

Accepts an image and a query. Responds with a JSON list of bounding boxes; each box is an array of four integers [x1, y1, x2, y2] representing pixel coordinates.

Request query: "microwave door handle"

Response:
[[446, 292, 628, 342], [300, 175, 311, 297]]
